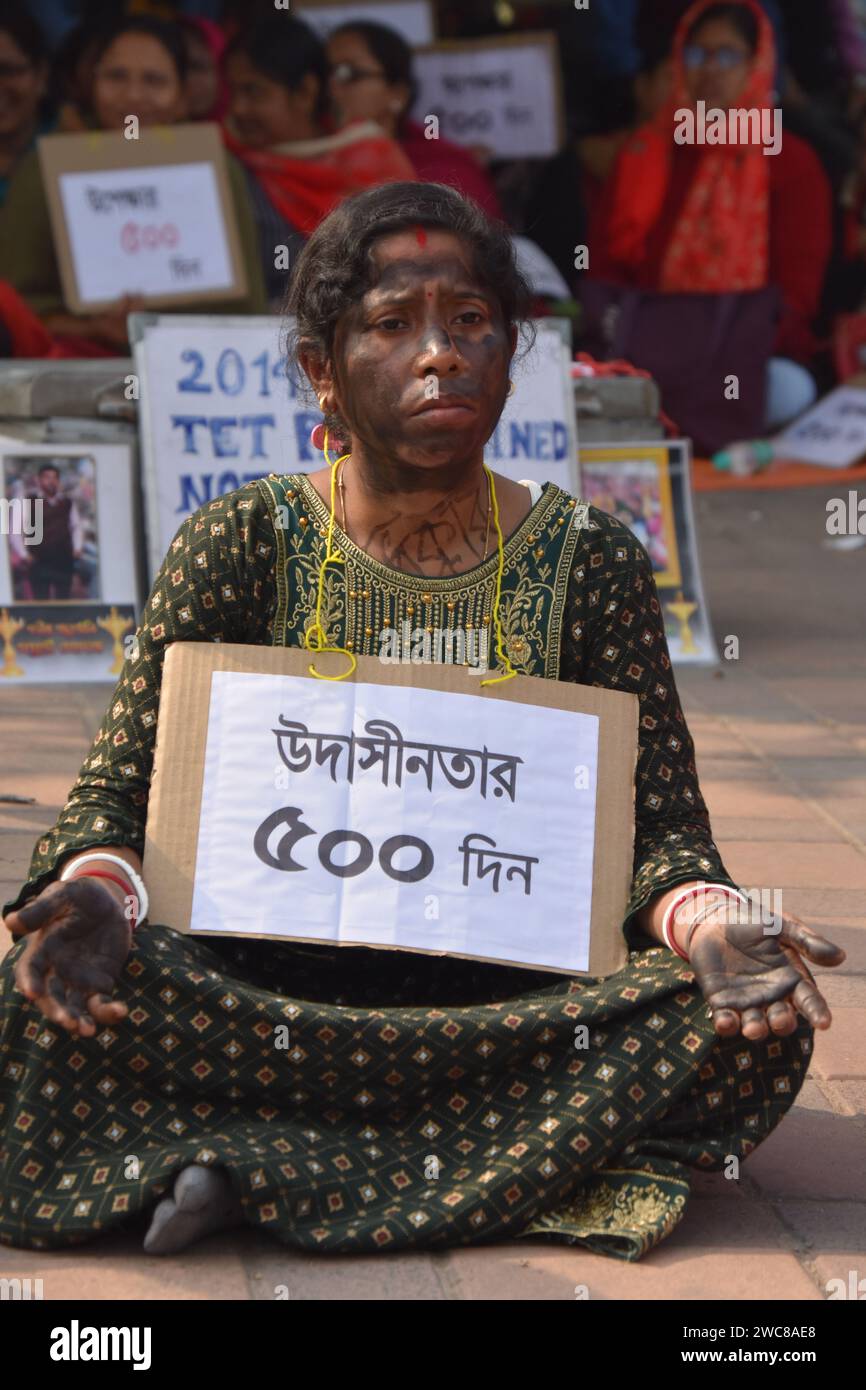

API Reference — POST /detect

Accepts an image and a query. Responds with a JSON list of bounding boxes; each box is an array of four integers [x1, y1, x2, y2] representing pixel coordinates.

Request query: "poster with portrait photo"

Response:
[[579, 440, 718, 665], [4, 453, 101, 604], [0, 435, 142, 684], [577, 444, 681, 586]]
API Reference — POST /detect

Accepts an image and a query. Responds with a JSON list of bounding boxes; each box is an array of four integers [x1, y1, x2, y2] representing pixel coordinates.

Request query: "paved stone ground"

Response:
[[1, 482, 864, 1299]]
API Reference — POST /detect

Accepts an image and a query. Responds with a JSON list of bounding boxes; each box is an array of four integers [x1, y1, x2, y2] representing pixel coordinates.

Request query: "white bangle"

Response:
[[59, 852, 149, 924], [683, 885, 752, 946], [660, 881, 750, 958], [660, 885, 705, 956]]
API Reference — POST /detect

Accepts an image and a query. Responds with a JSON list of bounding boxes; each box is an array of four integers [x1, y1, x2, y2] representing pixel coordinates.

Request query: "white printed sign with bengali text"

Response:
[[190, 671, 599, 973]]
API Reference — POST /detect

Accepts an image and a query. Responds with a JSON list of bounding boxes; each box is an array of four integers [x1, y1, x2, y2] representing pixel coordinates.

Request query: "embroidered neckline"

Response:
[[294, 473, 561, 593]]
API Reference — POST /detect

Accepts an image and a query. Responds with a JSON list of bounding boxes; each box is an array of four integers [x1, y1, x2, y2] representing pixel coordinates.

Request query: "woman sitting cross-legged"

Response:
[[0, 182, 844, 1261]]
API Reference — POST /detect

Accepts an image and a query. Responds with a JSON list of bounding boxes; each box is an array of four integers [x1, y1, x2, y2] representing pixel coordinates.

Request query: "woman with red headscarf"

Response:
[[590, 0, 833, 426]]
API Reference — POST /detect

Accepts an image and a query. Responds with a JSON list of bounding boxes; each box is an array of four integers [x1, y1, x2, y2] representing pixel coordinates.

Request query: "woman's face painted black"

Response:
[[330, 229, 514, 475]]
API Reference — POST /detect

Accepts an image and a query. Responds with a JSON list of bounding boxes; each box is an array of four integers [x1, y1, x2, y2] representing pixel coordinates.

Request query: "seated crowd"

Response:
[[1, 0, 866, 433]]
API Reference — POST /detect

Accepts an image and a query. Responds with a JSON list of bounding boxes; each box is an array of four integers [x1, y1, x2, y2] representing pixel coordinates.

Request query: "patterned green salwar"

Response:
[[0, 475, 811, 1259]]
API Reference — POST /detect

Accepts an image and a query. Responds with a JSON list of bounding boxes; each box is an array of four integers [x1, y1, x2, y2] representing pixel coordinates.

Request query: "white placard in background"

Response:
[[59, 162, 233, 304], [410, 37, 562, 159], [134, 315, 579, 582], [190, 671, 599, 973], [486, 323, 578, 493], [773, 384, 866, 467], [297, 1, 434, 43]]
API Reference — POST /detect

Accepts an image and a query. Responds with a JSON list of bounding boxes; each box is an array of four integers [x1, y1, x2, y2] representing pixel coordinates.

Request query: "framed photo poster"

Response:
[[579, 440, 719, 664], [0, 433, 142, 683]]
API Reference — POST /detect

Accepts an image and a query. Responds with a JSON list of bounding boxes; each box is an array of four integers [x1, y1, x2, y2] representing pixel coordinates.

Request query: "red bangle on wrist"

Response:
[[67, 869, 136, 928]]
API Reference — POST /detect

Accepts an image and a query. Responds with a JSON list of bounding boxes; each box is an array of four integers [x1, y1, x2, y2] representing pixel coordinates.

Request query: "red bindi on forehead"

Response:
[[414, 226, 427, 248]]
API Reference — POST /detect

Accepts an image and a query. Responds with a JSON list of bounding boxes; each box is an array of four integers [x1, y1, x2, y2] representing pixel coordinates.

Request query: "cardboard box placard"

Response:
[[143, 646, 637, 977], [409, 33, 565, 160], [38, 123, 248, 313]]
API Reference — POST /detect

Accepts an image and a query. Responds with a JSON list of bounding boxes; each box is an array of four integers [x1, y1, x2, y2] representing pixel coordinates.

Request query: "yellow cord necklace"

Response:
[[304, 429, 517, 687]]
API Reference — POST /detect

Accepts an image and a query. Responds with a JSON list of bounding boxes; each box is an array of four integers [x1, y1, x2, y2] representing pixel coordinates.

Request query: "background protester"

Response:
[[180, 15, 229, 122], [0, 14, 265, 355], [0, 4, 50, 207], [224, 16, 416, 305], [325, 20, 505, 221], [588, 0, 833, 428], [525, 34, 675, 297]]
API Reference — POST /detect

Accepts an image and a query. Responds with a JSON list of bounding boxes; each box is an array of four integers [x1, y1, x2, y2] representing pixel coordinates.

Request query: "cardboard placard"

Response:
[[297, 0, 434, 43], [132, 314, 580, 582], [579, 439, 718, 665], [410, 33, 565, 160], [38, 123, 248, 313], [143, 646, 636, 977]]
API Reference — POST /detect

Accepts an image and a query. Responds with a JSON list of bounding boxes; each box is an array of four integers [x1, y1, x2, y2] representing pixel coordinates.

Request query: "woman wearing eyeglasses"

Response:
[[223, 16, 416, 305], [326, 21, 505, 222], [589, 0, 833, 429]]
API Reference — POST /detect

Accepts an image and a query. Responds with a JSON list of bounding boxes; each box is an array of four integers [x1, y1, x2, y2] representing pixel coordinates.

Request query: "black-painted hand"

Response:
[[5, 877, 132, 1037], [688, 910, 846, 1039]]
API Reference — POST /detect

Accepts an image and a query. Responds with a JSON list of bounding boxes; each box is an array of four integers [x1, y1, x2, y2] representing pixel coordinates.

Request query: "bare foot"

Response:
[[143, 1164, 244, 1255]]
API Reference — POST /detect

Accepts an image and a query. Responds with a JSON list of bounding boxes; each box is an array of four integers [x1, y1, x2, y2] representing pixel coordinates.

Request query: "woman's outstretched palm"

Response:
[[5, 877, 132, 1037], [689, 910, 845, 1039]]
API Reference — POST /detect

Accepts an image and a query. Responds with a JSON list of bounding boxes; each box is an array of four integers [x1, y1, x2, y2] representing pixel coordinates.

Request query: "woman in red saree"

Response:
[[590, 0, 833, 426]]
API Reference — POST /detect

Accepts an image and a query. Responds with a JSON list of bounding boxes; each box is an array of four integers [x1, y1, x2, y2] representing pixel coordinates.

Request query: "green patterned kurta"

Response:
[[0, 474, 810, 1259]]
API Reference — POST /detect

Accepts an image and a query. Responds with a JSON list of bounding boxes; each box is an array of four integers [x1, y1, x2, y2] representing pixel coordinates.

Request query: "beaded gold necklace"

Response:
[[304, 431, 517, 687]]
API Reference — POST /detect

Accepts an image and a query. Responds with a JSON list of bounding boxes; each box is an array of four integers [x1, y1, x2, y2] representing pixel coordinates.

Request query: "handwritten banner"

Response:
[[190, 671, 600, 973], [133, 315, 579, 582]]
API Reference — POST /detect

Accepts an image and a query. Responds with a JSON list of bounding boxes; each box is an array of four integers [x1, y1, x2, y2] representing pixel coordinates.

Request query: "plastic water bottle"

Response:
[[712, 440, 775, 476]]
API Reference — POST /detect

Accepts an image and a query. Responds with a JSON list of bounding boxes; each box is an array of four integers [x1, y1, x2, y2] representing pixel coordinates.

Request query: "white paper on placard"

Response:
[[190, 672, 600, 973], [410, 40, 560, 159], [59, 162, 233, 302], [773, 384, 866, 467]]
